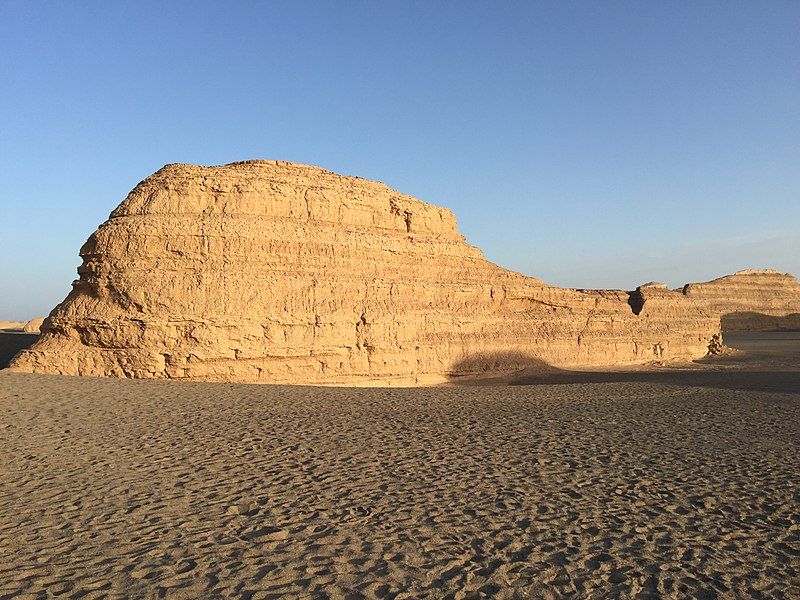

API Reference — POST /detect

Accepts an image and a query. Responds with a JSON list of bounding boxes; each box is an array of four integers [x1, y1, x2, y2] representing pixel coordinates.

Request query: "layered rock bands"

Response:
[[9, 161, 800, 384]]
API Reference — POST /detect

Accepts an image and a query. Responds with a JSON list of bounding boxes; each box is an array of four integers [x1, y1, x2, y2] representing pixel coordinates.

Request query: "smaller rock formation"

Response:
[[683, 270, 800, 332], [706, 333, 725, 355], [22, 318, 45, 334]]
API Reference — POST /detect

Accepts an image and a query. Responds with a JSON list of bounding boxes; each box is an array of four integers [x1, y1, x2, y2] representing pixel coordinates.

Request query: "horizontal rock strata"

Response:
[[9, 161, 798, 384], [682, 270, 800, 332]]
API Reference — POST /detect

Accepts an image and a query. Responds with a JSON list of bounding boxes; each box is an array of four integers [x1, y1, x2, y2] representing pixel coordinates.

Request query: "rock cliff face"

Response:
[[8, 161, 796, 384], [682, 270, 800, 332]]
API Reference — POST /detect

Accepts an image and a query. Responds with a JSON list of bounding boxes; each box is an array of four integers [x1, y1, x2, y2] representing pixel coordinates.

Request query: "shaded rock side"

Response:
[[11, 160, 725, 384], [683, 270, 800, 332]]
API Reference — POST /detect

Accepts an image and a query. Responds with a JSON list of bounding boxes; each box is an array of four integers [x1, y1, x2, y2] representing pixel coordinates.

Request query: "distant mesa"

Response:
[[8, 161, 800, 384], [639, 282, 669, 289]]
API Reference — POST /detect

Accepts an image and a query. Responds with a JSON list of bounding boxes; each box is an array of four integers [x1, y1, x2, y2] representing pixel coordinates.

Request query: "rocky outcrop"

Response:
[[682, 270, 800, 332], [0, 322, 26, 331], [22, 318, 45, 334], [7, 161, 795, 384]]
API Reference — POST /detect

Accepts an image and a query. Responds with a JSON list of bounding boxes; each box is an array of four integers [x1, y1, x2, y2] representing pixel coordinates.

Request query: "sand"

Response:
[[0, 333, 798, 598]]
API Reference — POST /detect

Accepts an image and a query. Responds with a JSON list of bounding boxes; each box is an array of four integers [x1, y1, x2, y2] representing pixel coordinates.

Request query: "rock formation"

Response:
[[22, 317, 45, 334], [0, 321, 26, 331], [682, 270, 800, 332], [8, 161, 799, 384]]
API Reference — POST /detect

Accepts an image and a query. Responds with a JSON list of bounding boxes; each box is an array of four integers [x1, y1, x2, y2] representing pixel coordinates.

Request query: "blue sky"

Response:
[[1, 1, 798, 320]]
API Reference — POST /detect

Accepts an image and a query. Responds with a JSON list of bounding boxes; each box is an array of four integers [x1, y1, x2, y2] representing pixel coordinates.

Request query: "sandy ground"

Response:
[[0, 333, 798, 599]]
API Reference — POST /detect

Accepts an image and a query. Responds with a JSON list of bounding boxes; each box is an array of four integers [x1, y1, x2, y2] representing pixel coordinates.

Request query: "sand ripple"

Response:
[[0, 372, 798, 598]]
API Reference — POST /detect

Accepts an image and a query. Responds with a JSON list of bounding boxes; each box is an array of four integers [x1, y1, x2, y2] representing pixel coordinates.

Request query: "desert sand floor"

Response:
[[0, 333, 798, 599]]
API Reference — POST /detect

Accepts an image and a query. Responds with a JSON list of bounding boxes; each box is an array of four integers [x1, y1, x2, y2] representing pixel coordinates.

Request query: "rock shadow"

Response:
[[509, 368, 800, 395], [445, 351, 557, 385]]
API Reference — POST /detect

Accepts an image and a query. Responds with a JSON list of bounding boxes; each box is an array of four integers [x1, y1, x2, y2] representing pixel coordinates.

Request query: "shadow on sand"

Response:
[[0, 332, 38, 369], [507, 367, 800, 394]]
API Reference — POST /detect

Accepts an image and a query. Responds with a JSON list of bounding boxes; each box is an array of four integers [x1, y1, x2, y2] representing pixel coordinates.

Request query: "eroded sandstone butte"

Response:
[[8, 161, 799, 384], [683, 270, 800, 332]]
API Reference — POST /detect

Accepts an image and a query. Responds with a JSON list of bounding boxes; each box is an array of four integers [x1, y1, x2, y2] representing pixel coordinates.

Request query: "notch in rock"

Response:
[[627, 290, 645, 315]]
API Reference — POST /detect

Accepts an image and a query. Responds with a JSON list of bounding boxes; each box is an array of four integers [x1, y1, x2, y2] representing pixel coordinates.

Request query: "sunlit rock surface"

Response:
[[9, 161, 798, 384]]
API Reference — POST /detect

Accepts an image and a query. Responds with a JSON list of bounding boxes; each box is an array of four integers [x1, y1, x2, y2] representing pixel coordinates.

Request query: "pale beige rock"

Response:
[[22, 318, 45, 334], [0, 322, 26, 332], [8, 161, 799, 384]]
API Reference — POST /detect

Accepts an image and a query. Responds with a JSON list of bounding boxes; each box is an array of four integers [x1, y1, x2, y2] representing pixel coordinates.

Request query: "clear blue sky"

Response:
[[1, 2, 798, 320]]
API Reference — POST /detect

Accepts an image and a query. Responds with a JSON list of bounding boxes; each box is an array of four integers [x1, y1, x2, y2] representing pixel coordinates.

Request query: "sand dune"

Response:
[[0, 333, 798, 598]]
